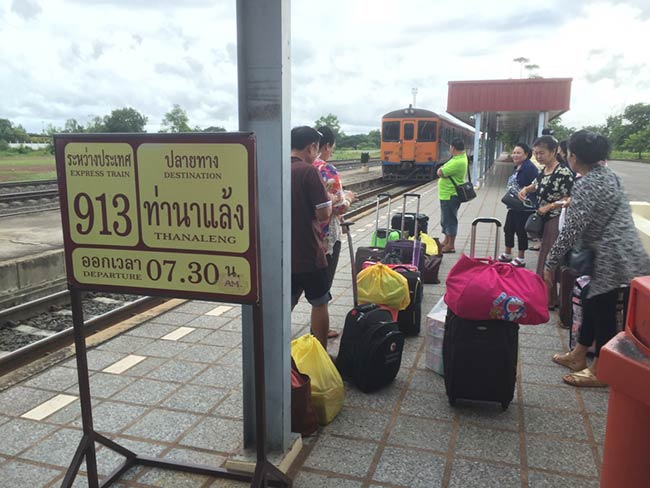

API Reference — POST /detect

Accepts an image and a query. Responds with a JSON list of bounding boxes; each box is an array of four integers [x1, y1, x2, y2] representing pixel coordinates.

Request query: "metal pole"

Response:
[[473, 112, 481, 185]]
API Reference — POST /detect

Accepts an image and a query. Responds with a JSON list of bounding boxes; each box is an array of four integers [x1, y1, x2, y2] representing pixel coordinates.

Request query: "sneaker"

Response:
[[497, 253, 512, 263], [512, 258, 526, 268]]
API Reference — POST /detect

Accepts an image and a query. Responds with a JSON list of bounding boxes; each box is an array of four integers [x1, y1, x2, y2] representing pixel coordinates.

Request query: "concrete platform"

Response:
[[0, 162, 605, 487]]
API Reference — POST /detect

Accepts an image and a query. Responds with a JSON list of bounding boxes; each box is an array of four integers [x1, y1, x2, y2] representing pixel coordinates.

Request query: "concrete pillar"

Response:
[[237, 0, 292, 451], [472, 112, 481, 185], [537, 111, 547, 137]]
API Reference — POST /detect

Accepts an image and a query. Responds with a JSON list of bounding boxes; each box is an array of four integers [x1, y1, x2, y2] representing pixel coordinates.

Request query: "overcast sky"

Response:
[[2, 0, 649, 135]]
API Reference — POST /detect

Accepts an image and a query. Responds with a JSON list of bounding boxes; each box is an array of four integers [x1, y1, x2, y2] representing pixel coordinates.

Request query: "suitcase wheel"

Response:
[[501, 401, 510, 411], [448, 396, 456, 407]]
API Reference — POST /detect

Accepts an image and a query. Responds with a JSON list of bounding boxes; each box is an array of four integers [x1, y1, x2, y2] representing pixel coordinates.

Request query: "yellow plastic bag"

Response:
[[291, 334, 344, 425], [410, 232, 438, 256], [356, 263, 410, 310]]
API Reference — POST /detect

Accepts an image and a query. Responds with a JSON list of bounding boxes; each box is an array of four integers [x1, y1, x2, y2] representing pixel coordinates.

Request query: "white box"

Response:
[[424, 296, 447, 375]]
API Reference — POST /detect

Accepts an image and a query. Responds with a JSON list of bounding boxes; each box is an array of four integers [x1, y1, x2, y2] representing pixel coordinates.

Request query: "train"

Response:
[[380, 106, 475, 181]]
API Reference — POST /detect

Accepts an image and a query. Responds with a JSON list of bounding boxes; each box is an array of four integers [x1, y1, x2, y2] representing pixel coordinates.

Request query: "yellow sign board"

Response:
[[55, 134, 258, 303]]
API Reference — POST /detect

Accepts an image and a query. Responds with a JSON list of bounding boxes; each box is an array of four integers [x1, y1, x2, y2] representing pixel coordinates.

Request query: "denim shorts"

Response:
[[440, 197, 461, 236]]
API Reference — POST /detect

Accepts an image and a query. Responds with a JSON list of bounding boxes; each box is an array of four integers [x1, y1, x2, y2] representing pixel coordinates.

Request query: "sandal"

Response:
[[563, 368, 607, 388], [552, 352, 587, 372], [327, 329, 340, 339], [441, 246, 456, 254], [497, 253, 512, 263], [529, 244, 541, 251], [511, 258, 526, 268]]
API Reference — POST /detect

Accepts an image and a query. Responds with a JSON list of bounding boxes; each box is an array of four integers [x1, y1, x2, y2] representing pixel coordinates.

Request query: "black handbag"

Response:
[[501, 189, 535, 212], [450, 164, 476, 203], [525, 212, 545, 237], [569, 247, 594, 276]]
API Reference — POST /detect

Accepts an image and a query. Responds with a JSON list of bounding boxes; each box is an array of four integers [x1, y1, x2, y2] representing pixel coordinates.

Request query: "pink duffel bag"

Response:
[[444, 255, 549, 325]]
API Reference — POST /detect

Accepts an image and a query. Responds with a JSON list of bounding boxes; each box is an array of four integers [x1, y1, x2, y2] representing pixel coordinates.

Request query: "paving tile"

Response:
[[146, 359, 207, 383], [400, 388, 455, 422], [455, 402, 520, 431], [80, 372, 135, 399], [164, 447, 226, 468], [148, 311, 197, 326], [524, 406, 588, 440], [74, 402, 147, 433], [119, 357, 167, 377], [526, 437, 598, 477], [0, 386, 58, 416], [527, 470, 600, 487], [137, 467, 211, 487], [124, 322, 178, 339], [44, 399, 82, 425], [23, 366, 80, 391], [136, 339, 191, 358], [0, 418, 57, 456], [372, 445, 446, 488], [98, 335, 155, 354], [177, 327, 214, 343], [520, 383, 580, 411], [303, 435, 377, 478], [293, 471, 363, 488], [218, 319, 244, 333], [448, 459, 521, 488], [81, 349, 128, 371], [578, 389, 610, 415], [94, 437, 166, 477], [18, 427, 83, 467], [291, 312, 311, 326], [174, 301, 222, 314], [21, 393, 78, 421], [0, 460, 62, 487], [344, 382, 403, 412], [519, 333, 563, 350], [519, 346, 561, 366], [216, 348, 243, 367], [162, 385, 229, 414], [185, 314, 234, 330], [409, 369, 447, 392], [388, 415, 452, 452], [177, 344, 229, 363], [588, 413, 607, 444], [520, 362, 572, 386], [456, 423, 521, 466], [520, 323, 560, 336], [212, 390, 243, 419], [180, 417, 243, 453], [124, 409, 200, 443], [191, 366, 243, 390], [323, 406, 390, 441], [202, 330, 242, 348], [112, 378, 179, 405]]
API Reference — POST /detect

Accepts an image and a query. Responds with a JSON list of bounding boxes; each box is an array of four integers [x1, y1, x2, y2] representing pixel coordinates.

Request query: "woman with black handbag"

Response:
[[518, 135, 574, 309], [498, 142, 538, 267], [544, 130, 650, 387]]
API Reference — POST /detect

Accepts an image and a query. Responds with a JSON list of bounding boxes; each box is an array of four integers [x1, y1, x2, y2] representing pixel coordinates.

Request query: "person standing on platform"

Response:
[[312, 126, 356, 338], [436, 137, 468, 253], [498, 142, 538, 267], [290, 126, 333, 348], [546, 130, 650, 386]]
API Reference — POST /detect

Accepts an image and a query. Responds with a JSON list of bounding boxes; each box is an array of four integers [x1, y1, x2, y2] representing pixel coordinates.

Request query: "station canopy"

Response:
[[446, 78, 572, 133]]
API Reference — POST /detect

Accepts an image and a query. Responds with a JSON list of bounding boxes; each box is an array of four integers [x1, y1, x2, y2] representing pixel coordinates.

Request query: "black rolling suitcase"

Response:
[[391, 264, 423, 336], [337, 222, 405, 392], [443, 218, 519, 411], [353, 194, 394, 275], [384, 194, 426, 272]]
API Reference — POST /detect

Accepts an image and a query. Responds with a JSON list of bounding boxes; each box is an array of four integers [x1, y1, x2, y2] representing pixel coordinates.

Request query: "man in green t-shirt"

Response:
[[436, 137, 468, 253]]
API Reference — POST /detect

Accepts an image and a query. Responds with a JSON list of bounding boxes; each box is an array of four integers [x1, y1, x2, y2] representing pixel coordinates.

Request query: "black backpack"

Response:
[[336, 303, 404, 393]]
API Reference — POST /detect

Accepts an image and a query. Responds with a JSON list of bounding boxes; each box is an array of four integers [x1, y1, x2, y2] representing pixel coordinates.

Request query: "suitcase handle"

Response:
[[469, 217, 502, 258], [401, 193, 422, 265], [341, 222, 358, 306], [374, 194, 393, 239]]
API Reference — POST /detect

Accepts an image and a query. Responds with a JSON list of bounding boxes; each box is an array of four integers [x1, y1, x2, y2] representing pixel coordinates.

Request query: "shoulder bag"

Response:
[[525, 212, 545, 238], [501, 189, 535, 212], [450, 164, 476, 203]]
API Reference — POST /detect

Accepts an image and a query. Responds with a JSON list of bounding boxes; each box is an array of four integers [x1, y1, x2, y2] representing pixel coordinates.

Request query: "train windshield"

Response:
[[417, 121, 437, 141], [382, 121, 400, 142]]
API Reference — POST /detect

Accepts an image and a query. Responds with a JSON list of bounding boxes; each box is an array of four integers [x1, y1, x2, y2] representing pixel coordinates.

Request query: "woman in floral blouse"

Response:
[[518, 135, 574, 309], [544, 130, 650, 386]]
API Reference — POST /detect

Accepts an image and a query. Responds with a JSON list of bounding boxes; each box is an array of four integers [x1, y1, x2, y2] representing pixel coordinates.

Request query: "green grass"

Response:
[[0, 153, 56, 182], [332, 149, 380, 160], [610, 150, 650, 162]]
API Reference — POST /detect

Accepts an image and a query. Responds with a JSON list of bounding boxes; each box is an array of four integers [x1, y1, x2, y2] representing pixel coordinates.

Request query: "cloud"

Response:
[[11, 0, 42, 20]]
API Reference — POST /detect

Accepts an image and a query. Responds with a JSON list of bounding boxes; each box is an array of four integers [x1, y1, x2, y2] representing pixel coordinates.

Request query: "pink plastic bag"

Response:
[[444, 255, 549, 325]]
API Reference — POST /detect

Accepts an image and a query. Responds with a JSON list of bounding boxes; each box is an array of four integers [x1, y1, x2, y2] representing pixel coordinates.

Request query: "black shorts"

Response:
[[291, 267, 331, 307]]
